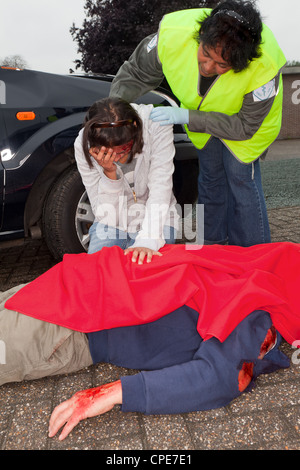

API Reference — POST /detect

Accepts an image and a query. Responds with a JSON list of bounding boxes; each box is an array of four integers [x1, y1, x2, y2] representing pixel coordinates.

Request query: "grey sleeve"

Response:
[[188, 73, 280, 141], [109, 34, 164, 102]]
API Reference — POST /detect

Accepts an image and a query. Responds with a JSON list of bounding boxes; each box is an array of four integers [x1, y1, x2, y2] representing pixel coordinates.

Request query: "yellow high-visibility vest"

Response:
[[157, 9, 286, 163]]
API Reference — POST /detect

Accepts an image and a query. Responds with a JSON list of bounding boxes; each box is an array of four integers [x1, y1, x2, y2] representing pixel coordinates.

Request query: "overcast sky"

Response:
[[0, 0, 299, 75]]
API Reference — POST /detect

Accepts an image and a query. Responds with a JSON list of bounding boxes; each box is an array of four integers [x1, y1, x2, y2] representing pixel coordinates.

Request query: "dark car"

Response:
[[0, 67, 198, 260]]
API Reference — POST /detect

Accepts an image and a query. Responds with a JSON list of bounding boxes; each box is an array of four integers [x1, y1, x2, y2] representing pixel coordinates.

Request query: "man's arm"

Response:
[[188, 74, 280, 141], [109, 34, 164, 102], [151, 74, 281, 141], [120, 311, 285, 415], [48, 381, 122, 441], [110, 33, 281, 142]]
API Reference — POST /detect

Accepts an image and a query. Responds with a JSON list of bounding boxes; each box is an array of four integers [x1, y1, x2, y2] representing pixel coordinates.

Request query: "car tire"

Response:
[[42, 165, 94, 260]]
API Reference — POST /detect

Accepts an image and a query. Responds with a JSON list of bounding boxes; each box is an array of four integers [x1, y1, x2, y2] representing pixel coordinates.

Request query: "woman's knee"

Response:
[[88, 223, 128, 253]]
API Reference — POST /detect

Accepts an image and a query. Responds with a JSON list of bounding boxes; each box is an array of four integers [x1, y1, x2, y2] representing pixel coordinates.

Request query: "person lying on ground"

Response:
[[2, 241, 298, 440]]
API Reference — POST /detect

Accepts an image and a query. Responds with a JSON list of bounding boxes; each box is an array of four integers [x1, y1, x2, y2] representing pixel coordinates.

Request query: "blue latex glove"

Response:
[[150, 107, 189, 126]]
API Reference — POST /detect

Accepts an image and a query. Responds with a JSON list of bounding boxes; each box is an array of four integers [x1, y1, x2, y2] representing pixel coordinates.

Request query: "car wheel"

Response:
[[43, 165, 94, 260]]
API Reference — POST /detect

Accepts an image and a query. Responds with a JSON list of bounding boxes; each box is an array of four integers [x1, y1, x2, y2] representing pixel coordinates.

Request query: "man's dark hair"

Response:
[[82, 98, 144, 167], [195, 0, 263, 72]]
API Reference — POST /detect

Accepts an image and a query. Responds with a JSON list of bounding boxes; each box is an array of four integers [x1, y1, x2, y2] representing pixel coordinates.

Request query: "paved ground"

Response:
[[0, 140, 299, 451]]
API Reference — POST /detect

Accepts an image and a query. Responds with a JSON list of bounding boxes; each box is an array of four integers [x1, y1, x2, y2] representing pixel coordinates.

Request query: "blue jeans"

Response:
[[88, 223, 176, 254], [197, 137, 271, 246]]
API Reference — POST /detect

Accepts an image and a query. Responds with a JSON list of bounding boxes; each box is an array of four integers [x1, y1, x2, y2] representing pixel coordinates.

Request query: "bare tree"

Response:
[[1, 54, 29, 69]]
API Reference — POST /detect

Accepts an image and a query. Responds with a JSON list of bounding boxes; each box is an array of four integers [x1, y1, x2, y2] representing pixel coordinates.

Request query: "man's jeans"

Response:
[[88, 223, 176, 254], [197, 137, 271, 246]]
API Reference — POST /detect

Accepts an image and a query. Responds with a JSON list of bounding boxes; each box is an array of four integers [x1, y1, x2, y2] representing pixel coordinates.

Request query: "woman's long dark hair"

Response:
[[195, 0, 263, 73], [82, 97, 144, 167]]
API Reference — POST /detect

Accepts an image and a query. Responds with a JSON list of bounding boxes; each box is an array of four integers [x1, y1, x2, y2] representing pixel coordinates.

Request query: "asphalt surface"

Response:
[[0, 140, 299, 452]]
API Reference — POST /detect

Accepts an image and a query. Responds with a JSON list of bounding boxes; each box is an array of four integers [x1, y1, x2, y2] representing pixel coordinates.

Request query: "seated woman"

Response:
[[74, 98, 179, 263]]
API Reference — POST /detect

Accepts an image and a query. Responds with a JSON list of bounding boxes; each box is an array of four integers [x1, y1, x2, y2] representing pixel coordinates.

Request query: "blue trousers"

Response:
[[197, 137, 271, 246]]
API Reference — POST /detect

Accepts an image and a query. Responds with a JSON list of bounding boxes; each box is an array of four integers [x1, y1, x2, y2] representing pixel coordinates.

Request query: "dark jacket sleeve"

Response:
[[120, 310, 289, 414]]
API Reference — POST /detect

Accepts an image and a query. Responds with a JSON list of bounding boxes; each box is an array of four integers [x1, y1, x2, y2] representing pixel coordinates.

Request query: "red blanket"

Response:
[[5, 242, 300, 344]]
